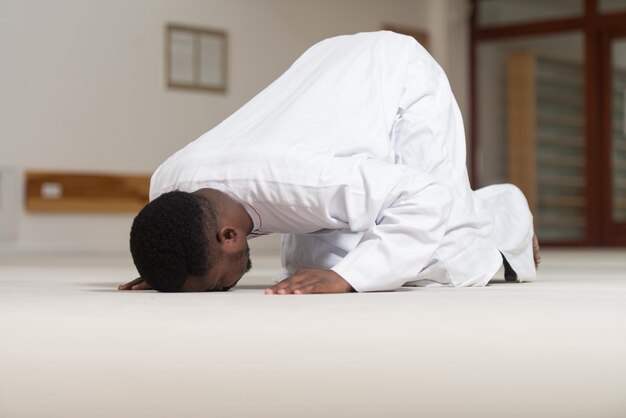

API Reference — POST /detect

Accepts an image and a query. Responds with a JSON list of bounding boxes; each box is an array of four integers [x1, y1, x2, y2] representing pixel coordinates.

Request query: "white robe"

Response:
[[150, 31, 536, 292]]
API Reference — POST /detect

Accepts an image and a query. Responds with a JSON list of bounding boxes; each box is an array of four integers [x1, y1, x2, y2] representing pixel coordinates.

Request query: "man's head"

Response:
[[130, 190, 251, 292]]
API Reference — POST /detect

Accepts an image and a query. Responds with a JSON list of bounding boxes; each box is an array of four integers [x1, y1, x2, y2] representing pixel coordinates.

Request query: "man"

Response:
[[119, 31, 539, 295]]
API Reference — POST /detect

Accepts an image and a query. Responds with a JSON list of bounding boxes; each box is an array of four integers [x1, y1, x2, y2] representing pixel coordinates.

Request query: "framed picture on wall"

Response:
[[165, 23, 228, 93]]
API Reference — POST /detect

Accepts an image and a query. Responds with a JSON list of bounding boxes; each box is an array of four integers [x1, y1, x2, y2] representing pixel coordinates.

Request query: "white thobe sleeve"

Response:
[[325, 158, 453, 292]]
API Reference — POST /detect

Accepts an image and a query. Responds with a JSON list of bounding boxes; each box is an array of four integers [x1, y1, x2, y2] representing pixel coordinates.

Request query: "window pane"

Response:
[[600, 0, 626, 13], [611, 39, 626, 222], [169, 31, 195, 85], [477, 0, 583, 27], [199, 34, 224, 87], [477, 33, 586, 242]]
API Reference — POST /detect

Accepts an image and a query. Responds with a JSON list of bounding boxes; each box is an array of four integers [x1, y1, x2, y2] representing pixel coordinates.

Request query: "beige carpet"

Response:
[[1, 249, 625, 418]]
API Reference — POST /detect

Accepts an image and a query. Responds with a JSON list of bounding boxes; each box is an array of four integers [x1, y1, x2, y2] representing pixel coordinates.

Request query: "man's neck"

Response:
[[193, 188, 253, 235]]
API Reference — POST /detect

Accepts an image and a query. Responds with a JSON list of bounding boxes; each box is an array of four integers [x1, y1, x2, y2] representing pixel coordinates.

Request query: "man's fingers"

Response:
[[131, 281, 152, 290], [285, 277, 322, 294], [265, 269, 351, 295], [118, 277, 152, 291], [265, 286, 294, 295], [293, 284, 317, 294], [118, 277, 144, 291], [267, 271, 310, 294], [277, 286, 293, 294]]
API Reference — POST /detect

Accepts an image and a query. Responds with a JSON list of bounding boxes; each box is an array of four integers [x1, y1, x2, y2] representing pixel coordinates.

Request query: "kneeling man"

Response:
[[120, 31, 540, 295]]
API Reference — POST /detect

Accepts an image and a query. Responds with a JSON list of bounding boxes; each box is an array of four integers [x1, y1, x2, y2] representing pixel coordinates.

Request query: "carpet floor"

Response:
[[1, 249, 625, 418]]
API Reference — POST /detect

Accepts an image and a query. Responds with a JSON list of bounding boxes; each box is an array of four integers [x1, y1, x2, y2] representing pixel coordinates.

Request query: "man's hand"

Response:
[[265, 269, 354, 295], [118, 277, 152, 291]]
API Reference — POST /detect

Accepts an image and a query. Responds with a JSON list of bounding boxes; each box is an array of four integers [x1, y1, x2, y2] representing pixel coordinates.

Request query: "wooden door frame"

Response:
[[601, 28, 626, 244]]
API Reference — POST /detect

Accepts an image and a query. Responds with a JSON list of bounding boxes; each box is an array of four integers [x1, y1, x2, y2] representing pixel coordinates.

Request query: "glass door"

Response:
[[476, 33, 586, 244], [472, 0, 626, 246]]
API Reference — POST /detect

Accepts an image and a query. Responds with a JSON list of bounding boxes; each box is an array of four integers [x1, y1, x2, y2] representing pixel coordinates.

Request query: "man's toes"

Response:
[[532, 234, 541, 269]]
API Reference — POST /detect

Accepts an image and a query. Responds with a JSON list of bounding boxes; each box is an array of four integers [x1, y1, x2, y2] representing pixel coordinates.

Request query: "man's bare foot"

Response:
[[532, 233, 541, 270]]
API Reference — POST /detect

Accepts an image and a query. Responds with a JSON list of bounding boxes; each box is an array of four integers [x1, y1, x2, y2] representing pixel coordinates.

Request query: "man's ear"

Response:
[[217, 227, 238, 244]]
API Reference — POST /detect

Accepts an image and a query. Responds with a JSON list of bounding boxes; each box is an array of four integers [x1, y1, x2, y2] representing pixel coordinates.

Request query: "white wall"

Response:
[[425, 0, 472, 162], [0, 0, 470, 254]]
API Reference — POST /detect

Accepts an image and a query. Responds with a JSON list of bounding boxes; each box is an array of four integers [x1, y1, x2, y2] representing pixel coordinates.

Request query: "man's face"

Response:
[[182, 244, 252, 292], [224, 246, 253, 290]]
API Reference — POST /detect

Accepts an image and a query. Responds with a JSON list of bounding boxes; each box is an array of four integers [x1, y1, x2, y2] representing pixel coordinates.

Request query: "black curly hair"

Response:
[[130, 191, 219, 292]]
